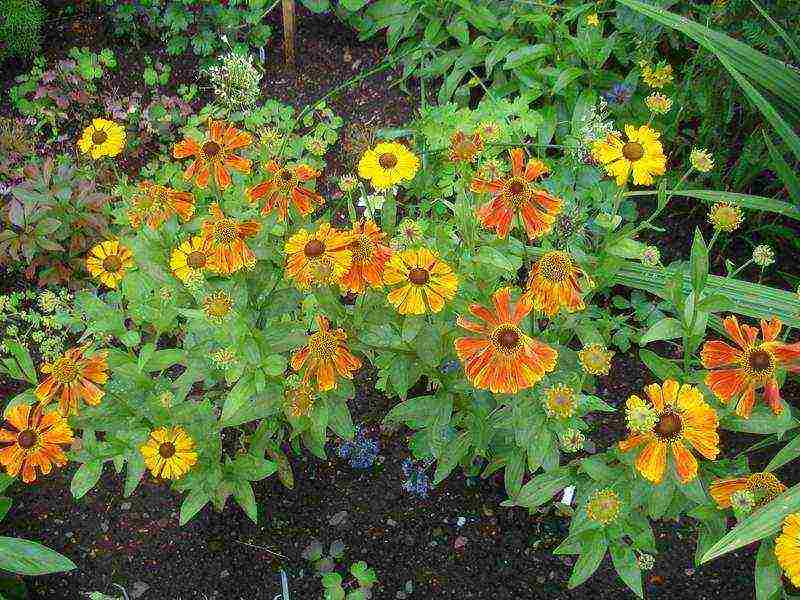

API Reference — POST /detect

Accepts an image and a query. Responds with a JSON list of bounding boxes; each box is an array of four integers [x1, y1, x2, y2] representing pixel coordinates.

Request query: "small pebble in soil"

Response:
[[329, 510, 348, 527]]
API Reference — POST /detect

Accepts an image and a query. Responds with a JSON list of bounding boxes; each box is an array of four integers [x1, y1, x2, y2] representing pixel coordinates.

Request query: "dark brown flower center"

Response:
[[187, 251, 207, 269], [508, 180, 527, 195], [202, 141, 221, 159], [304, 239, 325, 258], [748, 348, 774, 374], [92, 130, 108, 145], [622, 142, 645, 161], [17, 429, 38, 449], [379, 152, 398, 169], [158, 442, 176, 458], [408, 268, 430, 285], [654, 412, 682, 440], [212, 219, 238, 245], [497, 328, 520, 349], [102, 255, 122, 273], [351, 235, 376, 263]]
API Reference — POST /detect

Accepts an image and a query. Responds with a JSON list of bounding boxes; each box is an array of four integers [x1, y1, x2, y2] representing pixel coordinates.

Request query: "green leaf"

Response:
[[70, 460, 104, 499], [763, 130, 800, 204], [610, 542, 643, 598], [340, 0, 368, 10], [755, 540, 782, 600], [0, 537, 76, 576], [640, 317, 683, 345], [0, 498, 11, 521], [124, 451, 146, 498], [233, 480, 258, 523], [179, 488, 210, 526], [221, 377, 255, 426], [4, 342, 36, 384], [504, 44, 553, 69], [690, 228, 708, 294], [568, 531, 607, 588], [766, 434, 800, 472], [639, 349, 683, 381], [502, 470, 571, 509]]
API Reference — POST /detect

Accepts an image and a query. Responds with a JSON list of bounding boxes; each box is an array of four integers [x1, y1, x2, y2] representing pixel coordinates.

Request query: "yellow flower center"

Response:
[[212, 219, 238, 245], [17, 429, 38, 450], [287, 386, 315, 417], [538, 251, 573, 283], [587, 490, 621, 524], [92, 130, 108, 145], [350, 235, 376, 263], [746, 472, 785, 506], [308, 330, 339, 361], [408, 267, 430, 286], [653, 411, 683, 441], [158, 441, 176, 459], [491, 324, 522, 354], [744, 346, 775, 379], [304, 239, 325, 258], [52, 356, 81, 383], [622, 142, 645, 161], [202, 141, 222, 159], [503, 177, 530, 205], [204, 293, 232, 319], [379, 152, 398, 169], [186, 251, 207, 269]]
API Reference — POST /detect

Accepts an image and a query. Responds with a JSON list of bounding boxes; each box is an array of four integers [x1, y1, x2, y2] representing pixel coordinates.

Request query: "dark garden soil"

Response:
[[2, 4, 800, 600]]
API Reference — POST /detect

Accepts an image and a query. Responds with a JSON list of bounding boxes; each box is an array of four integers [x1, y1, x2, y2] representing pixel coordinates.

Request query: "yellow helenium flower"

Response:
[[592, 125, 667, 187], [578, 344, 614, 376], [776, 513, 800, 587], [77, 118, 126, 159], [284, 224, 353, 290], [586, 489, 621, 524], [690, 148, 714, 173], [202, 290, 234, 323], [645, 93, 672, 115], [357, 142, 420, 190], [544, 383, 577, 419], [170, 235, 212, 283], [383, 247, 458, 315], [140, 426, 198, 480], [640, 61, 673, 89], [85, 240, 134, 289], [708, 203, 742, 233], [586, 13, 600, 26]]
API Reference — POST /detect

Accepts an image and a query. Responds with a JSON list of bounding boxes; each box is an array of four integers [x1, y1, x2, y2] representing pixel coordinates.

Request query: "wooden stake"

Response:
[[282, 0, 296, 68]]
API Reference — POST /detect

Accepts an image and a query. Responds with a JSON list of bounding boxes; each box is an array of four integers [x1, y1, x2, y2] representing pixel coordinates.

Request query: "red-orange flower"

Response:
[[290, 316, 362, 391], [34, 345, 109, 416], [199, 203, 261, 275], [128, 181, 196, 229], [246, 161, 324, 221], [340, 220, 393, 294], [173, 119, 252, 190], [470, 148, 562, 239], [0, 403, 73, 483], [700, 316, 800, 419], [710, 472, 786, 509], [454, 287, 558, 394], [449, 130, 484, 163]]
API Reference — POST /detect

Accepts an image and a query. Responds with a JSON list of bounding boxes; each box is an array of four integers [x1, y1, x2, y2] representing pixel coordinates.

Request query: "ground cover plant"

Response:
[[1, 1, 800, 598]]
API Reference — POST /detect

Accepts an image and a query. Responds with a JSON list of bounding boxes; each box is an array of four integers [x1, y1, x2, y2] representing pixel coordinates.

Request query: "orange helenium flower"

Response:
[[340, 220, 393, 293], [618, 380, 719, 484], [710, 472, 786, 509], [199, 203, 261, 275], [284, 223, 353, 289], [35, 345, 109, 416], [700, 316, 800, 419], [246, 161, 324, 221], [454, 287, 557, 394], [291, 315, 362, 391], [449, 130, 484, 163], [470, 148, 562, 239], [525, 251, 586, 317], [173, 119, 252, 190], [0, 403, 73, 483], [128, 181, 195, 230]]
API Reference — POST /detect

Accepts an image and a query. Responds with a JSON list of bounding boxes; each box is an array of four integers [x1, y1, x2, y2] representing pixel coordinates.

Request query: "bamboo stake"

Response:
[[282, 0, 296, 68]]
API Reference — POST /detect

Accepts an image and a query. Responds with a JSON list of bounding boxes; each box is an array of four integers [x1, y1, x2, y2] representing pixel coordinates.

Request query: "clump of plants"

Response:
[[303, 539, 379, 599], [0, 0, 45, 59]]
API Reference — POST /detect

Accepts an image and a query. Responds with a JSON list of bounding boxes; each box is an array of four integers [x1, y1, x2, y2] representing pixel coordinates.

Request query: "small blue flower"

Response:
[[603, 83, 633, 105], [400, 458, 432, 499], [439, 360, 460, 374], [338, 427, 380, 470]]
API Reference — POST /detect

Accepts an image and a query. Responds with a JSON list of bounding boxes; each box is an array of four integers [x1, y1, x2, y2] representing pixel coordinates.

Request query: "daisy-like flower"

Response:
[[339, 174, 359, 193], [173, 119, 252, 190], [477, 120, 502, 141], [246, 161, 324, 221], [284, 223, 353, 290], [140, 426, 198, 480], [127, 181, 195, 230], [210, 348, 237, 368], [357, 142, 420, 190], [199, 203, 261, 275], [700, 315, 800, 418], [544, 383, 577, 418], [560, 429, 585, 452], [645, 93, 672, 115], [340, 220, 393, 294], [383, 247, 459, 315], [0, 403, 73, 483], [390, 219, 425, 250], [591, 125, 667, 187], [285, 383, 317, 418], [775, 513, 800, 587], [586, 489, 621, 524], [618, 380, 720, 484], [641, 246, 661, 267], [77, 118, 126, 159], [710, 471, 786, 509], [85, 240, 134, 289], [470, 148, 562, 240], [449, 130, 484, 163], [454, 287, 557, 394], [586, 13, 600, 26], [170, 235, 212, 283], [639, 61, 673, 89], [708, 202, 743, 233], [578, 344, 614, 376], [290, 315, 362, 391], [202, 290, 234, 323], [753, 244, 775, 267], [35, 345, 108, 416], [525, 251, 585, 317], [690, 148, 714, 173]]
